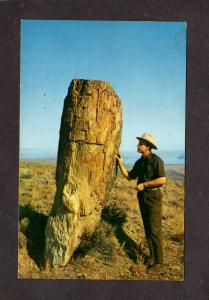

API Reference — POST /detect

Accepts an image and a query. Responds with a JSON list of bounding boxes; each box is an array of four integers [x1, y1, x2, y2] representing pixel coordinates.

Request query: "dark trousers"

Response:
[[137, 190, 163, 264]]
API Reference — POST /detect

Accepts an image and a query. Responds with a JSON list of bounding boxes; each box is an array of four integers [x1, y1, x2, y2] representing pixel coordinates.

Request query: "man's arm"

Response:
[[115, 154, 132, 180], [136, 177, 166, 191], [144, 177, 166, 187]]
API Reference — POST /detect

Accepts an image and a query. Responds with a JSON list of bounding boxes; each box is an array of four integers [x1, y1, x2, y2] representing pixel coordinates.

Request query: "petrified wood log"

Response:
[[45, 79, 122, 267]]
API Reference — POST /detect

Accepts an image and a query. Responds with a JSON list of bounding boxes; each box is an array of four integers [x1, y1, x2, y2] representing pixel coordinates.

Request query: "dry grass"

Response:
[[18, 160, 184, 280]]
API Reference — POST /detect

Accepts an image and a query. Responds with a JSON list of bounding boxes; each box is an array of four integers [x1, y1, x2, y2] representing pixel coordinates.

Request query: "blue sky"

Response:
[[20, 20, 186, 153]]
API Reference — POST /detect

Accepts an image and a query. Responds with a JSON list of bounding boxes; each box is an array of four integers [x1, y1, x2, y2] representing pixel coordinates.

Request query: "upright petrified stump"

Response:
[[45, 79, 122, 267]]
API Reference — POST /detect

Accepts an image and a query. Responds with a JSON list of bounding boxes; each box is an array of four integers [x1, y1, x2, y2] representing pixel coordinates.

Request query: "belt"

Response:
[[144, 187, 160, 191]]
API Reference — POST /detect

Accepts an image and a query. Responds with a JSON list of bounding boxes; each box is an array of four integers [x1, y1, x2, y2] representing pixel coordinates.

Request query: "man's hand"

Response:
[[136, 183, 145, 192], [115, 154, 123, 164], [114, 154, 129, 179]]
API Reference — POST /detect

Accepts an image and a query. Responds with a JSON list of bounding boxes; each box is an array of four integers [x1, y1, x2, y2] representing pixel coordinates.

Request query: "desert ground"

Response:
[[18, 160, 184, 280]]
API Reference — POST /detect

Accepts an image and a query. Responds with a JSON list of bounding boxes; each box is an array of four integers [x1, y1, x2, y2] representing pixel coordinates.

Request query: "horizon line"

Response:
[[20, 147, 185, 152]]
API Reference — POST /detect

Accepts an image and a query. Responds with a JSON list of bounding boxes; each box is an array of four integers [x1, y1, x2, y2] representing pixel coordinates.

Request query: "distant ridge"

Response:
[[20, 158, 57, 165]]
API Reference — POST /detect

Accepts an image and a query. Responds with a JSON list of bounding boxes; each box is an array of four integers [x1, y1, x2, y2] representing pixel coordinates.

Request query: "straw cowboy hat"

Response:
[[136, 133, 158, 150]]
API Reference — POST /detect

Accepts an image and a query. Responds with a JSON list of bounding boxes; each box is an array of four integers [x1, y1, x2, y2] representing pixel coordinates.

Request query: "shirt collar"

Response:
[[140, 152, 153, 161], [146, 152, 153, 161]]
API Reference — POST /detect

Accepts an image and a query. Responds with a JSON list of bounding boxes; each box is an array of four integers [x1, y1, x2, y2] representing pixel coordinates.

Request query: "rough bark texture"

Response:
[[45, 79, 122, 267]]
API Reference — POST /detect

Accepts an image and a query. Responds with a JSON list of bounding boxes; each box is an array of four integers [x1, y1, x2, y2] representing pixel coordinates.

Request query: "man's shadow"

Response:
[[101, 203, 142, 263], [19, 204, 48, 269]]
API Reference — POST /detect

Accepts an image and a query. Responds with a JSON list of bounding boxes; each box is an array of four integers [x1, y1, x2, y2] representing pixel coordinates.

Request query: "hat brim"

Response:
[[136, 137, 158, 150]]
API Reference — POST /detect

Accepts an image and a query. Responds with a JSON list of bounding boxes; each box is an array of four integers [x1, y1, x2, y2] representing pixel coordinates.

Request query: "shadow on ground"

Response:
[[19, 202, 143, 268], [101, 203, 142, 263], [19, 204, 48, 270]]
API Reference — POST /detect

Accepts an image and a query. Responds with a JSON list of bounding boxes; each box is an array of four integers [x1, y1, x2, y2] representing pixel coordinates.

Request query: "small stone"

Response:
[[19, 217, 29, 234]]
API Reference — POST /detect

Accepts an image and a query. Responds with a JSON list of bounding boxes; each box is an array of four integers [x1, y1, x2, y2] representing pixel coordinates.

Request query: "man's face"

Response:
[[137, 140, 149, 153]]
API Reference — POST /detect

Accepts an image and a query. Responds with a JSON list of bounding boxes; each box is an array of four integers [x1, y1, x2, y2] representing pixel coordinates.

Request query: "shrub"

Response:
[[21, 172, 33, 179], [101, 203, 127, 227]]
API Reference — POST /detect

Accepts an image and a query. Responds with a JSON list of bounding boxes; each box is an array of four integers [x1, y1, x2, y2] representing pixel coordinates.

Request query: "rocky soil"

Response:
[[19, 160, 184, 280]]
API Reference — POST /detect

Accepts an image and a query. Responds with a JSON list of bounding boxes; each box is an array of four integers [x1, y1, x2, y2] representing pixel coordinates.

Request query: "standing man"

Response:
[[115, 133, 166, 275]]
